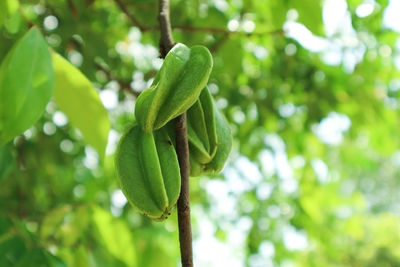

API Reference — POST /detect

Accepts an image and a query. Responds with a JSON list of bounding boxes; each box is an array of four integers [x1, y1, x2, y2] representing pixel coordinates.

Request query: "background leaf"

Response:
[[292, 0, 323, 35], [0, 27, 53, 145], [0, 143, 14, 181], [0, 0, 19, 28], [91, 206, 137, 266], [52, 52, 110, 159]]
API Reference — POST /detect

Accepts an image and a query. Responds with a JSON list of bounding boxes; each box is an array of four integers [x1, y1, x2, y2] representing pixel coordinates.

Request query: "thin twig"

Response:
[[66, 0, 79, 18], [174, 25, 229, 34], [173, 26, 284, 37], [95, 63, 140, 97], [113, 0, 282, 37], [18, 8, 34, 28], [210, 33, 229, 53], [114, 0, 147, 32], [158, 0, 193, 266]]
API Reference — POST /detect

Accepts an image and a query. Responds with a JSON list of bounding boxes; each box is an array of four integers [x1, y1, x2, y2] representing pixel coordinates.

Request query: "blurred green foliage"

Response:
[[1, 0, 400, 266]]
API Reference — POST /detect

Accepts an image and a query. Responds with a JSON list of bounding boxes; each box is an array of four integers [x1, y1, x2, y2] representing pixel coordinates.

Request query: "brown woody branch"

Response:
[[173, 26, 284, 37], [66, 0, 79, 18], [158, 0, 193, 266], [18, 8, 34, 28], [95, 63, 140, 97], [114, 0, 282, 37], [114, 0, 148, 32]]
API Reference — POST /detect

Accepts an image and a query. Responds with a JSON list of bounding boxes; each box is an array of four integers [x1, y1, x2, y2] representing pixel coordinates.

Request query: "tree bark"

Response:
[[158, 1, 193, 266]]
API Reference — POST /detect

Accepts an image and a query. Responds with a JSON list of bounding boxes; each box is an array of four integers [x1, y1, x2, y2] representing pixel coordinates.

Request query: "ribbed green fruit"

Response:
[[189, 156, 204, 177], [203, 107, 232, 173], [189, 104, 232, 176], [135, 43, 213, 133], [187, 87, 217, 164], [115, 124, 181, 221], [186, 88, 232, 176]]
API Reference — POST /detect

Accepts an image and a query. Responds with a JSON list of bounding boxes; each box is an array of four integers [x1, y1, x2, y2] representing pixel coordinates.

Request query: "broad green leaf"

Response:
[[40, 205, 91, 248], [0, 237, 26, 266], [15, 249, 49, 267], [92, 206, 136, 266], [0, 143, 14, 181], [57, 245, 89, 267], [46, 253, 68, 267], [15, 248, 67, 267], [4, 11, 22, 34], [0, 27, 54, 145], [52, 53, 110, 159], [0, 0, 19, 28], [0, 5, 6, 26], [40, 205, 72, 241], [0, 215, 12, 236]]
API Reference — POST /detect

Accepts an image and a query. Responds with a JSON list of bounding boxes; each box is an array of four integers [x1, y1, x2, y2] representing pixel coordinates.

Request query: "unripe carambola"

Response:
[[203, 107, 232, 173], [115, 124, 181, 221], [135, 43, 213, 133], [184, 87, 232, 176], [187, 87, 217, 164], [188, 106, 232, 176]]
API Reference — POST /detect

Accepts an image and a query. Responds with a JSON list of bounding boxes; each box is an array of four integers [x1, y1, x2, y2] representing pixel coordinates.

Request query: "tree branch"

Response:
[[113, 0, 282, 37], [210, 33, 229, 53], [174, 113, 193, 267], [172, 27, 284, 37], [158, 0, 175, 55], [66, 0, 79, 18], [95, 63, 140, 97], [18, 8, 34, 28], [158, 1, 193, 266], [114, 0, 148, 32]]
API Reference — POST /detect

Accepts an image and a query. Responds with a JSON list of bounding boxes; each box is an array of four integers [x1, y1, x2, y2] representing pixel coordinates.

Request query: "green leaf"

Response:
[[39, 205, 72, 242], [0, 27, 54, 145], [0, 0, 19, 28], [52, 53, 110, 159], [292, 0, 323, 36], [91, 206, 136, 266], [15, 248, 67, 267], [0, 215, 12, 236], [4, 11, 22, 34], [0, 143, 14, 181], [46, 253, 68, 267], [0, 236, 27, 266]]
